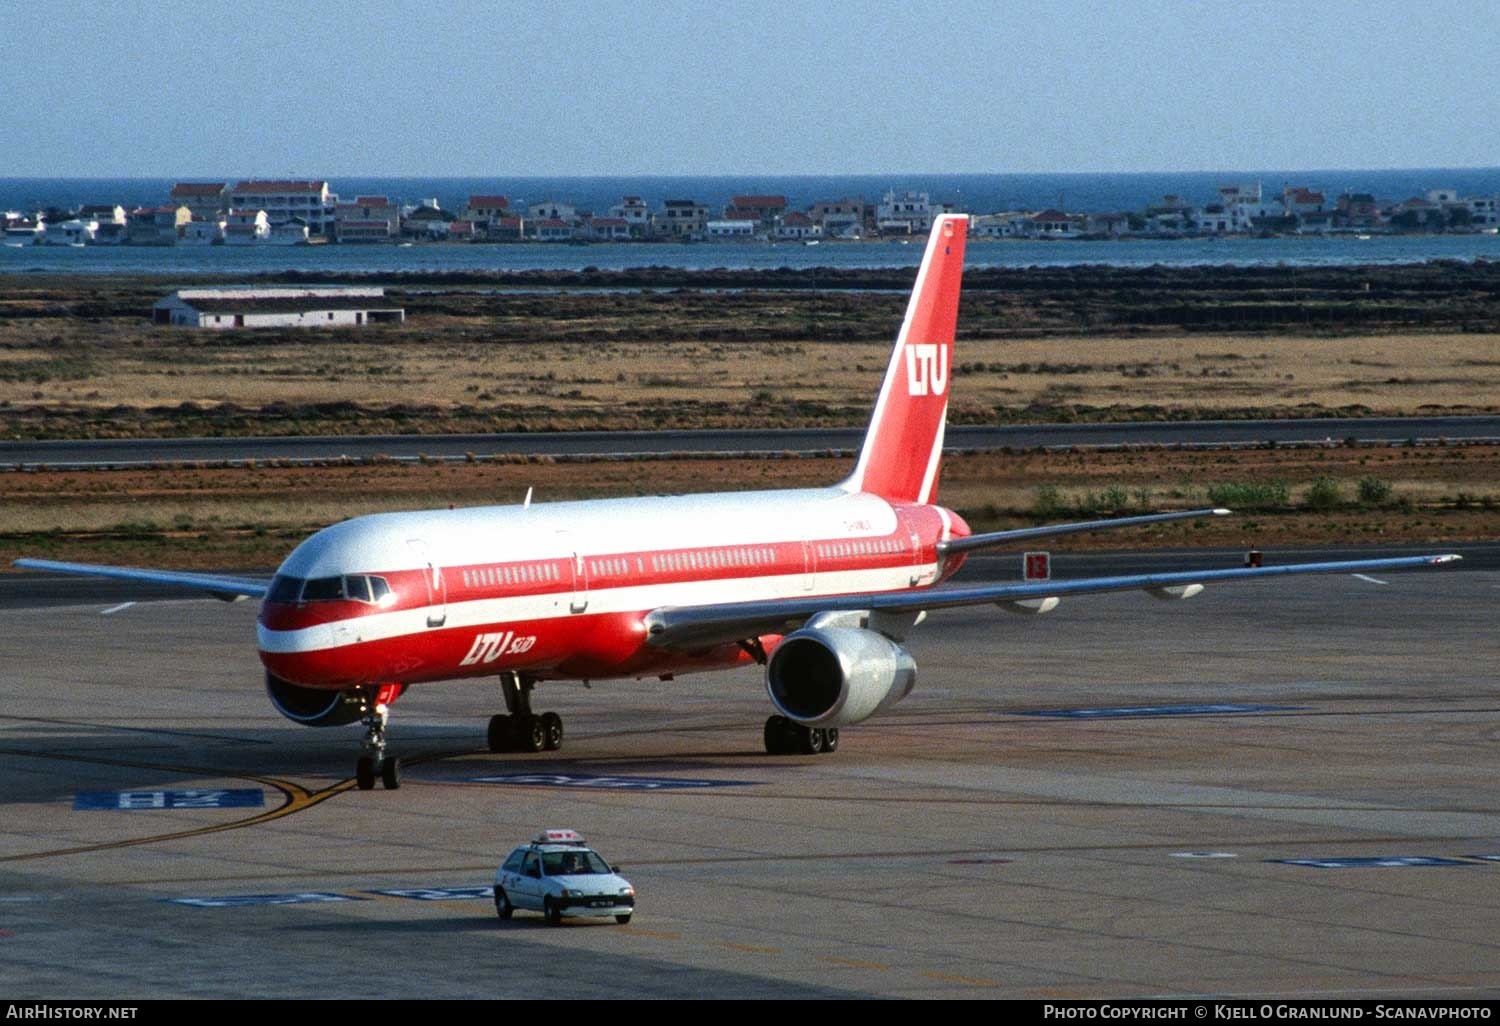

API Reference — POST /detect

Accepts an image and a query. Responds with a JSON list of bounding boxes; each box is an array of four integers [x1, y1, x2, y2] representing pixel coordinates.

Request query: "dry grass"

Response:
[[4, 322, 1497, 426], [4, 444, 1496, 570]]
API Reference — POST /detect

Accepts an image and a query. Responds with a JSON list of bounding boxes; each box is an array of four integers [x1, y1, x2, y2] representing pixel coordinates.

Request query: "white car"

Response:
[[494, 829, 635, 925]]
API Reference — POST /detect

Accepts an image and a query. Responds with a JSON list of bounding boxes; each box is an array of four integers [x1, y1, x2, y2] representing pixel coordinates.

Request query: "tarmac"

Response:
[[1, 556, 1497, 999]]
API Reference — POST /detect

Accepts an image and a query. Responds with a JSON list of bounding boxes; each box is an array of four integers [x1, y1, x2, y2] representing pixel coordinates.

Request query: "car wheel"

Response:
[[615, 913, 632, 924], [494, 887, 513, 920], [544, 896, 562, 926]]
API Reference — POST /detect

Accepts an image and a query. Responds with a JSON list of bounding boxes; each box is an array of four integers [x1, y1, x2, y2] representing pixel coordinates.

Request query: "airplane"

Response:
[[17, 213, 1460, 790]]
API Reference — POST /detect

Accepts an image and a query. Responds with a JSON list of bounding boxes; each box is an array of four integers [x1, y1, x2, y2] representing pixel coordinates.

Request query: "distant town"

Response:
[[4, 178, 1498, 247]]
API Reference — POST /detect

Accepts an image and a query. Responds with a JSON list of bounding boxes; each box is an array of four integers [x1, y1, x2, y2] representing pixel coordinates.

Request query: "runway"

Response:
[[3, 415, 1499, 468], [1, 560, 1497, 998]]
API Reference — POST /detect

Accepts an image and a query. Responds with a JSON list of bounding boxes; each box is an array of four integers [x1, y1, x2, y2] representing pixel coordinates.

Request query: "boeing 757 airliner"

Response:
[[18, 214, 1459, 789]]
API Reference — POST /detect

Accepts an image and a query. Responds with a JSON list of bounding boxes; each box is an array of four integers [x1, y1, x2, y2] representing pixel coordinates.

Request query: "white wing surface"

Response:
[[13, 558, 269, 601], [644, 553, 1461, 651]]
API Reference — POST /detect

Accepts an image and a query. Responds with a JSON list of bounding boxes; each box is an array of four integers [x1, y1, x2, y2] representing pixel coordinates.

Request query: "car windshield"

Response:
[[541, 850, 611, 875]]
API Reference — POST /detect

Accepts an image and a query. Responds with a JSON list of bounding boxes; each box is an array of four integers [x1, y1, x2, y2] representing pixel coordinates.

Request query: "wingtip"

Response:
[[1432, 554, 1463, 564], [1211, 508, 1232, 516]]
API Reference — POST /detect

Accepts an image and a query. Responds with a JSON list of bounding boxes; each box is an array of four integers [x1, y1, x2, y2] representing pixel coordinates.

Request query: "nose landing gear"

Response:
[[353, 684, 404, 790]]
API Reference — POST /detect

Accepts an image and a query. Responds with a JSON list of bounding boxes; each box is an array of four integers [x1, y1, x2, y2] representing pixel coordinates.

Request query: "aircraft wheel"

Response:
[[380, 757, 401, 790], [801, 727, 826, 755], [487, 714, 512, 753], [517, 715, 546, 753], [763, 715, 790, 755], [355, 756, 376, 791], [541, 711, 563, 751], [822, 727, 839, 754]]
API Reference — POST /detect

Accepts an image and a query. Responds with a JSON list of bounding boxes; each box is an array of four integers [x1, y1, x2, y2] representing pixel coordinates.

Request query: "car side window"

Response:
[[522, 853, 540, 878], [502, 851, 525, 874]]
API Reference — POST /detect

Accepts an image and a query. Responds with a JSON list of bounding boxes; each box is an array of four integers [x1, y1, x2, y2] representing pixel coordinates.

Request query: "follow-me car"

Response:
[[494, 829, 635, 925]]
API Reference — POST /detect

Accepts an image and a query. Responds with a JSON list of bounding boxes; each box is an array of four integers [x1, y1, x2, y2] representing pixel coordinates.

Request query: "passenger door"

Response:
[[406, 539, 447, 627], [509, 852, 543, 910]]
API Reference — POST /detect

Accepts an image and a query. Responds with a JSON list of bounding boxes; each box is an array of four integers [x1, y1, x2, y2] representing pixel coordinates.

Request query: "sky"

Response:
[[4, 0, 1499, 178]]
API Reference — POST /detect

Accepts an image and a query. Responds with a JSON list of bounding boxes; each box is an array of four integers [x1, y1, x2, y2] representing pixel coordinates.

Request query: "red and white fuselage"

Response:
[[256, 487, 970, 691]]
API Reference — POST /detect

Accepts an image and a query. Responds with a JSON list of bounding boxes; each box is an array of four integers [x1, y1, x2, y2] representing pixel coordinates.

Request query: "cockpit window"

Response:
[[268, 573, 392, 604], [268, 575, 304, 603], [344, 575, 371, 603], [301, 576, 344, 602]]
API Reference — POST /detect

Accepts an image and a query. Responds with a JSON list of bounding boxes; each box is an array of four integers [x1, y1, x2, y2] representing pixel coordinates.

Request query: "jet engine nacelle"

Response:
[[766, 624, 916, 728], [265, 671, 363, 727]]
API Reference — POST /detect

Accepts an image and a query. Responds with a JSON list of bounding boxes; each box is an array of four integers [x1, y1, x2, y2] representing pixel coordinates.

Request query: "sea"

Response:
[[3, 169, 1499, 275]]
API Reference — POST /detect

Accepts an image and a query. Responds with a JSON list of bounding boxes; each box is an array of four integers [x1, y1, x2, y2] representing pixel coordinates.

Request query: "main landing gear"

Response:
[[763, 715, 839, 756], [487, 672, 564, 754], [354, 686, 402, 790]]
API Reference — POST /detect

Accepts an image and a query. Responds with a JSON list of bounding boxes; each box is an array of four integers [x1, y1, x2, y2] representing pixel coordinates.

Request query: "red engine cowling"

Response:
[[765, 625, 916, 728]]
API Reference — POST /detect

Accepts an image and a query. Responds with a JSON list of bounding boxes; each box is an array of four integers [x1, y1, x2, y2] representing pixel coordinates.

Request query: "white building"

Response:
[[170, 183, 228, 220], [970, 211, 1032, 238], [586, 217, 632, 241], [227, 180, 337, 236], [809, 197, 866, 236], [41, 219, 96, 245], [1217, 183, 1280, 230], [705, 219, 755, 239], [180, 219, 224, 245], [151, 287, 406, 329], [608, 196, 650, 235], [535, 218, 576, 242], [463, 194, 510, 229], [774, 212, 821, 240], [656, 199, 709, 238], [527, 200, 578, 224], [126, 205, 190, 245], [1465, 195, 1499, 228], [223, 209, 271, 244], [877, 190, 935, 234], [2, 216, 44, 244]]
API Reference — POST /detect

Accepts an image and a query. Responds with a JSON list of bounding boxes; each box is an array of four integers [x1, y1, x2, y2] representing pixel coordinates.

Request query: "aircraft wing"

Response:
[[643, 553, 1461, 651], [936, 508, 1229, 555], [12, 558, 270, 601]]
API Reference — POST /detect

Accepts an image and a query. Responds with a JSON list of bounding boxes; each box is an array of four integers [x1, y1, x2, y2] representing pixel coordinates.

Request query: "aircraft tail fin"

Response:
[[841, 213, 968, 505]]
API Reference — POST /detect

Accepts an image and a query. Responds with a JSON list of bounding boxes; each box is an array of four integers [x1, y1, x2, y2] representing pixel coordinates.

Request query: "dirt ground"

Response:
[[2, 267, 1496, 568], [2, 267, 1498, 438]]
